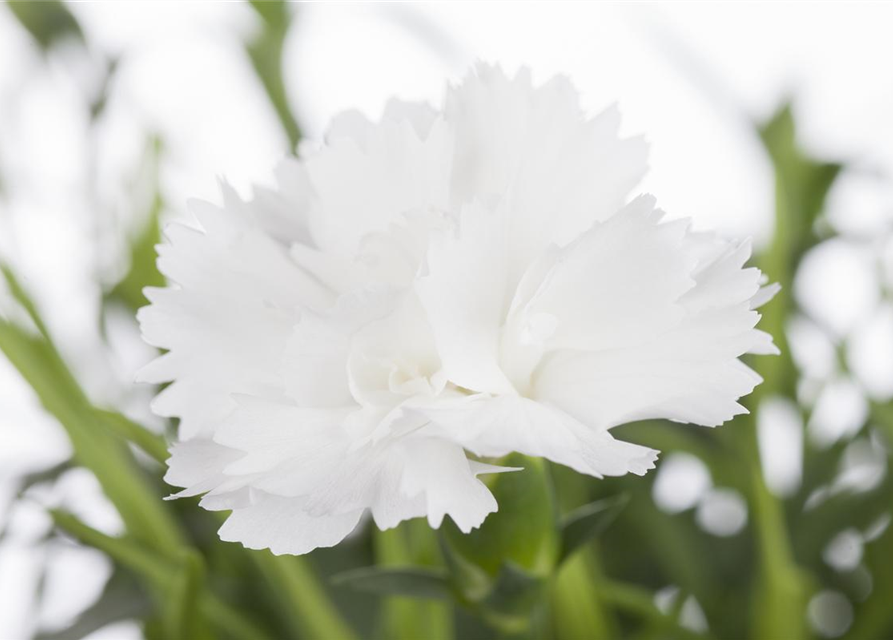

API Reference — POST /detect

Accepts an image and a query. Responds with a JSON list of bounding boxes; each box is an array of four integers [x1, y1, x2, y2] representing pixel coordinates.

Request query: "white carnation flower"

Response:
[[138, 65, 778, 555]]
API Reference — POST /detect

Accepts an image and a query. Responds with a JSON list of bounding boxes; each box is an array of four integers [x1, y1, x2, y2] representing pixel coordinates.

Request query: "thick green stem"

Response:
[[251, 551, 358, 640], [375, 523, 453, 640], [549, 467, 617, 640], [739, 125, 815, 640], [551, 550, 616, 640], [52, 510, 269, 640]]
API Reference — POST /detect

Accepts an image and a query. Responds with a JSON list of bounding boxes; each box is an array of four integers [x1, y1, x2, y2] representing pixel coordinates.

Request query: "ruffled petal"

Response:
[[447, 64, 648, 281], [521, 195, 696, 353], [414, 395, 658, 478], [218, 494, 363, 556], [303, 111, 452, 258], [416, 200, 516, 395], [137, 190, 331, 440]]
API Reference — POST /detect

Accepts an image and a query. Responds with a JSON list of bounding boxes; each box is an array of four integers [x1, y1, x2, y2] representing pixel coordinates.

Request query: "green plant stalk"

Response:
[[741, 168, 809, 640], [250, 551, 358, 640], [51, 510, 270, 640], [548, 467, 616, 640], [374, 523, 453, 640], [550, 550, 615, 640]]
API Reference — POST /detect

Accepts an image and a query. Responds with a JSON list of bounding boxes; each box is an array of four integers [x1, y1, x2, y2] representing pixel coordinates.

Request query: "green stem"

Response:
[[739, 148, 810, 640], [375, 523, 453, 640], [52, 510, 269, 640], [551, 550, 616, 640], [251, 551, 358, 640], [549, 467, 617, 640]]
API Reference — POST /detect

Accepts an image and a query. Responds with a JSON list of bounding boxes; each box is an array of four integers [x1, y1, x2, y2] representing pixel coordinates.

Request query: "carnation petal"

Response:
[[218, 494, 363, 556], [414, 395, 658, 478], [416, 200, 516, 395]]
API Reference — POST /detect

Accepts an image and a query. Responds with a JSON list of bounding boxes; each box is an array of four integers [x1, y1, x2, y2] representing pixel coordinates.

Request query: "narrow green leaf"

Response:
[[94, 409, 168, 465], [1, 264, 50, 338], [7, 0, 83, 51], [479, 562, 545, 623], [14, 459, 73, 496], [332, 566, 452, 601], [559, 494, 629, 563], [51, 510, 171, 586], [246, 0, 302, 149]]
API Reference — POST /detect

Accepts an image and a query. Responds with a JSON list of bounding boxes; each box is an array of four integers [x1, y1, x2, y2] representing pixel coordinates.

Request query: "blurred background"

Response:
[[1, 2, 892, 639]]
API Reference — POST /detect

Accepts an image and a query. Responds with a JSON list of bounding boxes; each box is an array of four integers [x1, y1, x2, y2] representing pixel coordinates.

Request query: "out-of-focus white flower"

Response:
[[138, 65, 777, 555]]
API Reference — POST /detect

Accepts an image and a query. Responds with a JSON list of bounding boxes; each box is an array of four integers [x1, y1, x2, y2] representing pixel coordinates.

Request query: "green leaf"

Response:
[[479, 562, 546, 623], [0, 460, 73, 545], [559, 494, 629, 563], [94, 409, 168, 465], [1, 264, 50, 338], [14, 459, 73, 496], [332, 566, 451, 601], [7, 0, 83, 51], [249, 0, 288, 25], [246, 0, 302, 149]]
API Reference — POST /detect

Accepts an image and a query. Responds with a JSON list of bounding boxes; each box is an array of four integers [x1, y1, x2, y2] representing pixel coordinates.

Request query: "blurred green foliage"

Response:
[[247, 0, 302, 150], [106, 136, 166, 312], [2, 2, 892, 640], [7, 0, 82, 51]]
